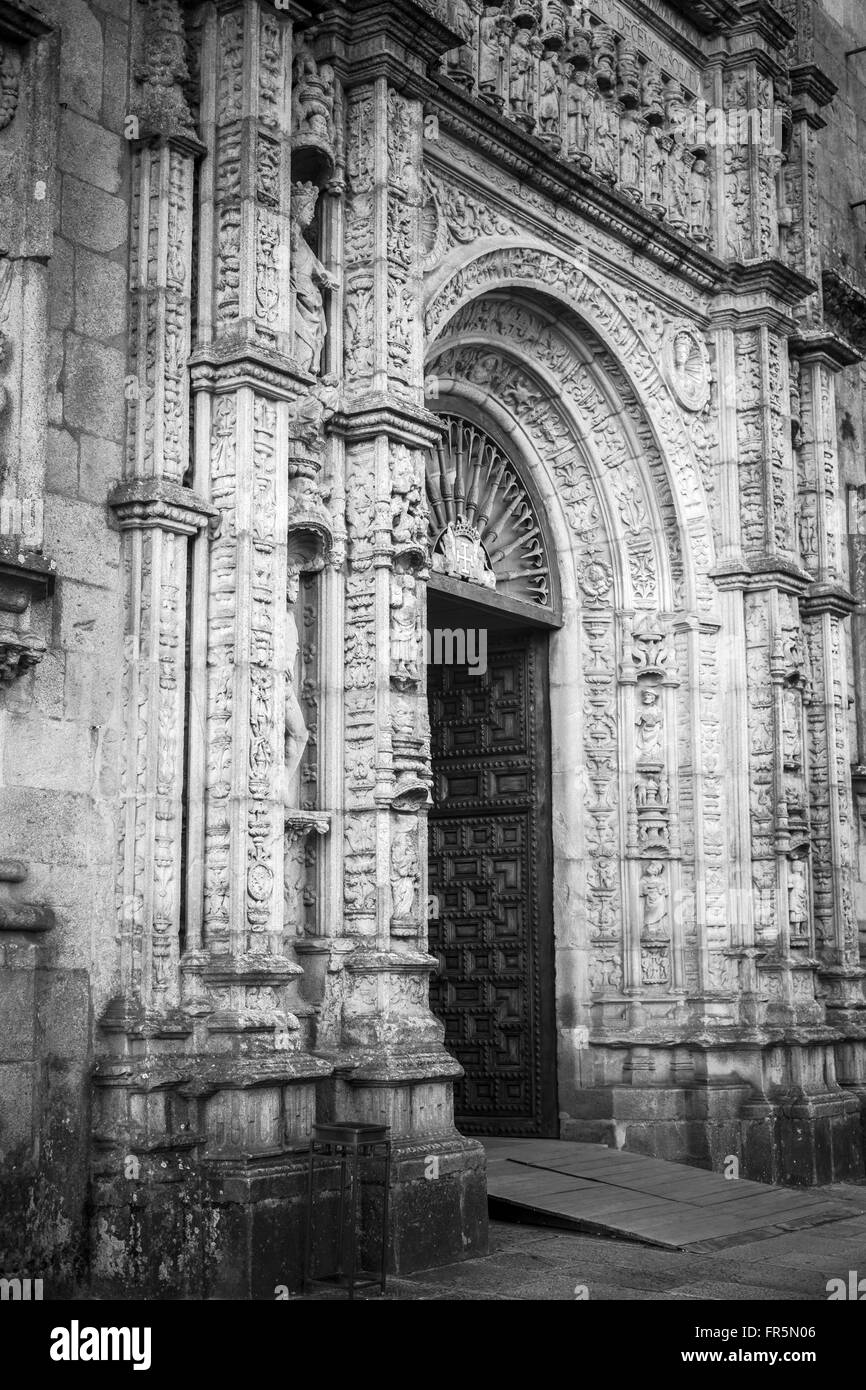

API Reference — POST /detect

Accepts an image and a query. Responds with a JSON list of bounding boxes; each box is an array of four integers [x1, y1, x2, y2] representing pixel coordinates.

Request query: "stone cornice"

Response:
[[723, 259, 816, 306], [614, 0, 708, 68], [663, 0, 740, 33], [344, 948, 439, 974], [132, 131, 207, 162], [429, 85, 726, 296], [314, 0, 457, 94], [709, 260, 816, 332], [799, 582, 858, 619], [728, 0, 796, 53], [330, 395, 446, 449], [108, 479, 217, 536], [790, 327, 862, 371], [816, 272, 866, 361], [789, 62, 838, 109], [190, 342, 316, 402], [710, 556, 813, 596]]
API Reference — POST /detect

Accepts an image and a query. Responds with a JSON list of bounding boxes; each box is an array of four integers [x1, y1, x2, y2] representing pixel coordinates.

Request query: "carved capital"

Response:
[[0, 630, 44, 684], [0, 543, 55, 685], [108, 479, 217, 536]]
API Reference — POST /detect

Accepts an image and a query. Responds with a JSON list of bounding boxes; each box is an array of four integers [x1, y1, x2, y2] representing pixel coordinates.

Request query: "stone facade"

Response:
[[1, 0, 866, 1297]]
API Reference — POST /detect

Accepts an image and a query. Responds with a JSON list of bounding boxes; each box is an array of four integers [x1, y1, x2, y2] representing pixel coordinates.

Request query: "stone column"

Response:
[[316, 0, 487, 1271], [705, 9, 864, 1178], [108, 13, 211, 1020], [794, 341, 864, 1027], [711, 277, 815, 1032], [94, 0, 336, 1299]]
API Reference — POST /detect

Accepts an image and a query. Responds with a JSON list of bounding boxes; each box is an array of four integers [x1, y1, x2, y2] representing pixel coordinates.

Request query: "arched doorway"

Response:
[[421, 244, 723, 1164], [426, 409, 561, 1137]]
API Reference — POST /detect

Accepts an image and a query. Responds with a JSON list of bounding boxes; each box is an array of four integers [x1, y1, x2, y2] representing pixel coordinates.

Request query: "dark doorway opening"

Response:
[[427, 586, 558, 1138]]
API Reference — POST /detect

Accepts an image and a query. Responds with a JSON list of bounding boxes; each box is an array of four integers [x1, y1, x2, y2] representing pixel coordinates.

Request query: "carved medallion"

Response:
[[663, 323, 710, 413]]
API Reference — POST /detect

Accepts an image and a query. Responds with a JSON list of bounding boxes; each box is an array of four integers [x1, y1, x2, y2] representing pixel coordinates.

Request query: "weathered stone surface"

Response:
[[3, 0, 866, 1302]]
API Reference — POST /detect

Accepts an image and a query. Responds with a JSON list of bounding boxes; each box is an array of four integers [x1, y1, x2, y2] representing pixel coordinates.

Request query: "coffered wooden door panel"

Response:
[[428, 631, 557, 1137]]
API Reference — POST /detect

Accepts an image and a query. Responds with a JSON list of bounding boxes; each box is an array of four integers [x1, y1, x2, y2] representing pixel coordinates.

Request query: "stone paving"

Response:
[[303, 1186, 866, 1301]]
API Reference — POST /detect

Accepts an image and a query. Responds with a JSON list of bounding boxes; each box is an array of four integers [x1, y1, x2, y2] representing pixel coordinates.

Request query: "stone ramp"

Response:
[[482, 1138, 855, 1250]]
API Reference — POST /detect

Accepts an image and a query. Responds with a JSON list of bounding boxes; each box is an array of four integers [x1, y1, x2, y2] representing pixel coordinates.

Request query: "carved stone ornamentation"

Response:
[[292, 39, 336, 180], [664, 323, 711, 413], [134, 0, 198, 142], [291, 182, 339, 377], [0, 41, 21, 133], [428, 414, 551, 607]]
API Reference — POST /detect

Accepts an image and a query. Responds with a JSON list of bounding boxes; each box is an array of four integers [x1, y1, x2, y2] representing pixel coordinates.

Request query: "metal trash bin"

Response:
[[302, 1121, 392, 1299]]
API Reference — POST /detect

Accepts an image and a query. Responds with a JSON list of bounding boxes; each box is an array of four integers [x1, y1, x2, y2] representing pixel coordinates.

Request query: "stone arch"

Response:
[[422, 240, 730, 1091], [429, 298, 683, 616], [425, 239, 717, 614]]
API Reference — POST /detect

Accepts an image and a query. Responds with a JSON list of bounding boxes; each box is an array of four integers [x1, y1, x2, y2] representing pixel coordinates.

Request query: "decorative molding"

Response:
[[428, 413, 552, 608], [108, 479, 217, 535], [0, 543, 55, 684], [820, 269, 866, 359]]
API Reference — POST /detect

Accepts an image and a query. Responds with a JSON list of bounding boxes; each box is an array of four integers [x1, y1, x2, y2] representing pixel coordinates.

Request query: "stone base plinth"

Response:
[[560, 1039, 866, 1185], [89, 1134, 487, 1297]]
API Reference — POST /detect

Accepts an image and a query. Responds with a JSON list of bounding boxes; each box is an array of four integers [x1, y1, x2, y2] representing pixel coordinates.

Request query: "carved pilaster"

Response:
[[111, 7, 207, 1019], [186, 0, 338, 1052]]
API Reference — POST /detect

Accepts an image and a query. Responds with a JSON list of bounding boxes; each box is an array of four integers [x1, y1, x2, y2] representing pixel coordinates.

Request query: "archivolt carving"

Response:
[[425, 242, 715, 607], [428, 296, 687, 612]]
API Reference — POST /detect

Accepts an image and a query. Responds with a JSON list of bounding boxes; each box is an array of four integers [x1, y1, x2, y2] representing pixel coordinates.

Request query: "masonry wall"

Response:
[[0, 0, 130, 1289]]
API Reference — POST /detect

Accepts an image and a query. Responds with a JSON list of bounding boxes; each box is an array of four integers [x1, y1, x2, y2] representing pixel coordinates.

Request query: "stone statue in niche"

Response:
[[640, 861, 669, 937], [619, 110, 643, 197], [509, 27, 537, 127], [446, 0, 477, 87], [797, 492, 818, 565], [593, 91, 618, 183], [390, 829, 419, 925], [644, 124, 667, 214], [538, 51, 561, 143], [566, 67, 592, 163], [391, 447, 428, 555], [641, 947, 669, 986], [284, 569, 310, 807], [789, 357, 803, 449], [636, 774, 669, 808], [635, 687, 664, 761], [390, 568, 421, 690], [690, 154, 711, 244], [290, 181, 339, 376], [667, 136, 691, 231], [788, 858, 808, 935], [782, 688, 803, 772], [284, 832, 307, 933], [478, 5, 508, 108]]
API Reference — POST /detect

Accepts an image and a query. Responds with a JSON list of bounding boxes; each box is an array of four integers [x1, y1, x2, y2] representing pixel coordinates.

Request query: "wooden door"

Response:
[[428, 629, 557, 1136]]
